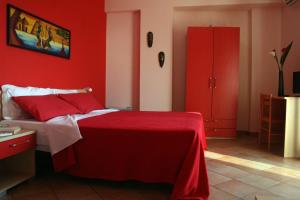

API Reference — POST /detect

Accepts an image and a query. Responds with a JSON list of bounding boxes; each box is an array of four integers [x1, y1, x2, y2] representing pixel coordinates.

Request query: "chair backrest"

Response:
[[260, 93, 286, 132], [270, 96, 286, 122], [260, 94, 272, 122]]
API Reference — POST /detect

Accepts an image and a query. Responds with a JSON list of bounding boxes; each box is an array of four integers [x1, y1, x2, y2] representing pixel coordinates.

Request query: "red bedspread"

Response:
[[52, 111, 209, 200]]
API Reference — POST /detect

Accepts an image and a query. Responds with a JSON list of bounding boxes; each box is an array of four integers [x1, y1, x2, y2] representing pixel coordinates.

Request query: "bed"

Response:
[[0, 85, 209, 200]]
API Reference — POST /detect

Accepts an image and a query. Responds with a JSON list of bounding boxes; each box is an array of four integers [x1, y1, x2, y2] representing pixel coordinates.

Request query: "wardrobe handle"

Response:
[[209, 77, 213, 88], [214, 77, 217, 88]]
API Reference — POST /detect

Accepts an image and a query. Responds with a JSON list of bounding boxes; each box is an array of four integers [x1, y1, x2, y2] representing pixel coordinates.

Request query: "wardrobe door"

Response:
[[186, 27, 213, 120], [212, 27, 239, 136]]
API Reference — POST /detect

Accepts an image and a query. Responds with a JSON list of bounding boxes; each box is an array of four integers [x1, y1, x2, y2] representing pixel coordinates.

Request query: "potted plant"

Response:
[[269, 41, 293, 96]]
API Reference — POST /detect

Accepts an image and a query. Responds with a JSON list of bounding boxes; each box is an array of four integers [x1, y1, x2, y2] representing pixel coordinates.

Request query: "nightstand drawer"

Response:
[[0, 134, 36, 159]]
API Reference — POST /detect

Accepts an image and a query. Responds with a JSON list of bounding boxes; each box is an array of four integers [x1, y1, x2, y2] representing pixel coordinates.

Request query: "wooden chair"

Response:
[[259, 94, 286, 151]]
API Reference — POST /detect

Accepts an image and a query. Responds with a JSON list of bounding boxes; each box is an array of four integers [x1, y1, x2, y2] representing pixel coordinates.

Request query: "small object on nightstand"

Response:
[[0, 132, 13, 137], [0, 126, 21, 134]]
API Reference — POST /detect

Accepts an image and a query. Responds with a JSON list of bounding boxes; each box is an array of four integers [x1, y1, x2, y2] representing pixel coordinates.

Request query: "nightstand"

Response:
[[0, 130, 36, 197]]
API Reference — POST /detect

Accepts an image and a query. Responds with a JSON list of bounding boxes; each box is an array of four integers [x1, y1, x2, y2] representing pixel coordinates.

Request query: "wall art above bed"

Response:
[[7, 4, 71, 59]]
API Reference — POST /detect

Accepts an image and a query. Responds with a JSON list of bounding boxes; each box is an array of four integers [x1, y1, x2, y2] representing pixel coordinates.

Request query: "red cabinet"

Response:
[[186, 27, 239, 137], [0, 130, 36, 196], [0, 134, 35, 159]]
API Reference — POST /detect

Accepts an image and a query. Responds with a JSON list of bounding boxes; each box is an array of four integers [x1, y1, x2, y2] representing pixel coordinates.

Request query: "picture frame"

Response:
[[7, 4, 71, 59]]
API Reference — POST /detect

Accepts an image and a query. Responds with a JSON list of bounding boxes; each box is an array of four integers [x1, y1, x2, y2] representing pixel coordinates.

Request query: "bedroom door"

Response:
[[185, 27, 239, 138]]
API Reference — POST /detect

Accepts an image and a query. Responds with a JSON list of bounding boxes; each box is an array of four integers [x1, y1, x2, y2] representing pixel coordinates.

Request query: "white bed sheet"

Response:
[[0, 109, 118, 154]]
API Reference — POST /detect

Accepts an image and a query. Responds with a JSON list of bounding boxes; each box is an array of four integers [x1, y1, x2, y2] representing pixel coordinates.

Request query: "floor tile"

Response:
[[206, 147, 242, 156], [267, 183, 300, 199], [11, 192, 58, 200], [206, 159, 228, 170], [262, 166, 300, 179], [138, 189, 170, 200], [284, 178, 300, 188], [254, 195, 287, 200], [279, 158, 300, 169], [250, 169, 291, 182], [218, 155, 274, 171], [207, 160, 249, 178], [208, 171, 232, 186], [205, 151, 226, 160], [236, 174, 279, 189], [90, 184, 123, 200], [242, 189, 282, 200], [0, 195, 11, 200], [9, 179, 53, 199], [224, 152, 262, 161], [90, 181, 171, 200], [208, 186, 237, 200], [54, 184, 101, 200], [214, 180, 258, 198]]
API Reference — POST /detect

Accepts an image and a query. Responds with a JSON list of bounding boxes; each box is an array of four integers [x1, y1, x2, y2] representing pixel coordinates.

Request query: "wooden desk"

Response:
[[282, 97, 300, 158]]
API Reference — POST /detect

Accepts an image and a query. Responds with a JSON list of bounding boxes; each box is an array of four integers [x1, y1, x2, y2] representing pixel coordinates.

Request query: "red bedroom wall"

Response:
[[0, 0, 106, 104]]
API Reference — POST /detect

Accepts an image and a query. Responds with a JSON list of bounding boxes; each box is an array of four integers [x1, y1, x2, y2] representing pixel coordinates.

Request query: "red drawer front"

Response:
[[205, 128, 236, 138], [0, 134, 36, 159], [204, 119, 236, 129]]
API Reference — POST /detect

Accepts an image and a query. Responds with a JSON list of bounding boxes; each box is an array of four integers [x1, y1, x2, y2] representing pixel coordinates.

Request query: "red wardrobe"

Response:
[[185, 27, 240, 138]]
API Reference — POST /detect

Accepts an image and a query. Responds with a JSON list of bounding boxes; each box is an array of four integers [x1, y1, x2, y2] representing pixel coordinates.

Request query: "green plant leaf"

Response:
[[280, 41, 293, 67]]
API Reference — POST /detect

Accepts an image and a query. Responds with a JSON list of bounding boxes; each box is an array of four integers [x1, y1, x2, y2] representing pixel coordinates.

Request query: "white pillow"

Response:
[[1, 84, 81, 120]]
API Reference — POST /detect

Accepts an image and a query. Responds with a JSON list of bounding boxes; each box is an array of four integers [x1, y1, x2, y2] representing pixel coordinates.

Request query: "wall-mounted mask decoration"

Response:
[[283, 0, 298, 6], [158, 51, 165, 68], [147, 32, 153, 48]]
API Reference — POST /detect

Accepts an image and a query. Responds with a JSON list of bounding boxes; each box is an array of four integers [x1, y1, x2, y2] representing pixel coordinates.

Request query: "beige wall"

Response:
[[173, 0, 282, 7], [282, 3, 300, 95], [106, 11, 140, 110], [106, 0, 173, 111], [249, 7, 282, 132], [105, 0, 288, 132], [172, 8, 251, 131]]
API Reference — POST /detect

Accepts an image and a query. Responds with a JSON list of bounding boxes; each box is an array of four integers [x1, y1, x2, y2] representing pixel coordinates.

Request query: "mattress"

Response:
[[0, 119, 50, 152]]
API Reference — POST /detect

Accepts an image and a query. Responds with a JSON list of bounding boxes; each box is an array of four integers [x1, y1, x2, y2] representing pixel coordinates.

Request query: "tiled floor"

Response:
[[1, 135, 300, 200]]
